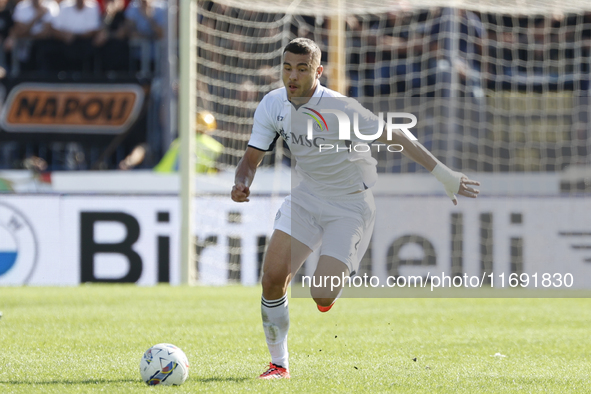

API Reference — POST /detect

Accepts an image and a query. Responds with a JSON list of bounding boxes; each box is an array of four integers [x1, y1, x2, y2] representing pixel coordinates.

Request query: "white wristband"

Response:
[[431, 163, 464, 200]]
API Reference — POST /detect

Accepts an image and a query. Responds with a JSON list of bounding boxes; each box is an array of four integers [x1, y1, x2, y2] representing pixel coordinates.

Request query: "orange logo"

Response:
[[1, 83, 145, 134]]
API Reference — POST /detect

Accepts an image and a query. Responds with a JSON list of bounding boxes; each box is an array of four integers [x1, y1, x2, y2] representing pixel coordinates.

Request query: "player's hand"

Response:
[[431, 163, 480, 206], [231, 183, 250, 202], [453, 176, 480, 206]]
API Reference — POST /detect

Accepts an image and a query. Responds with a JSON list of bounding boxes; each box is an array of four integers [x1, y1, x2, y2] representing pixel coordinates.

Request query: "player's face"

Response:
[[282, 51, 322, 102]]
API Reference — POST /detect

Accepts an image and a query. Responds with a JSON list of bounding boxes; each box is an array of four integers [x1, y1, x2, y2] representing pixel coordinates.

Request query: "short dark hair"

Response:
[[283, 38, 321, 65]]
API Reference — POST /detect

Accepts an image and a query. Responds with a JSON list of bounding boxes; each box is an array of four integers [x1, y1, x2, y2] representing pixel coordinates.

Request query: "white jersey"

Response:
[[13, 0, 60, 36], [248, 84, 381, 196], [52, 0, 101, 34]]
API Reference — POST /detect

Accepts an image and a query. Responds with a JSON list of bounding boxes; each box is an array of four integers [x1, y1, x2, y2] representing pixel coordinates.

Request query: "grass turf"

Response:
[[0, 285, 590, 393]]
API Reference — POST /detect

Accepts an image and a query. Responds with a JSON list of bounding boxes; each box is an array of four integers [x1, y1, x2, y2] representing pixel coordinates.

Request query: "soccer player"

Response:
[[231, 38, 480, 379]]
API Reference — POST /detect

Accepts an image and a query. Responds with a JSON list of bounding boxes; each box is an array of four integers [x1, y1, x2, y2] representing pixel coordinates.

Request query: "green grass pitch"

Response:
[[0, 285, 590, 393]]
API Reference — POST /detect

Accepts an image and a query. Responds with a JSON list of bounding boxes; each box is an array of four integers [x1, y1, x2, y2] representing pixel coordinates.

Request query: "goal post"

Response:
[[179, 0, 197, 285], [328, 0, 346, 94]]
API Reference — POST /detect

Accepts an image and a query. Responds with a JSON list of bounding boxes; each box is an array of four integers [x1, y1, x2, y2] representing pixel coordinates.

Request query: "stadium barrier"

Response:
[[1, 191, 590, 289]]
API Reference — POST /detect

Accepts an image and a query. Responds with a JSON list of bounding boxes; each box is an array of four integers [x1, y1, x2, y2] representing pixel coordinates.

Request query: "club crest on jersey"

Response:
[[303, 107, 328, 133]]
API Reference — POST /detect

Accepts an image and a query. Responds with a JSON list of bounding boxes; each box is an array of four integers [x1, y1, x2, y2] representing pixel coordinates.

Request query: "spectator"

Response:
[[95, 0, 131, 14], [46, 0, 101, 72], [119, 111, 223, 173], [124, 0, 165, 40], [124, 0, 166, 73], [95, 0, 127, 44], [12, 0, 56, 39], [11, 0, 58, 71], [153, 110, 223, 174], [0, 0, 13, 69], [94, 0, 129, 72], [457, 10, 484, 97]]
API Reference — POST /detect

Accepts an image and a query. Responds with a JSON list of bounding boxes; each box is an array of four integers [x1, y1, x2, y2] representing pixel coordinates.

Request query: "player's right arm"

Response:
[[232, 147, 266, 203], [232, 91, 281, 202]]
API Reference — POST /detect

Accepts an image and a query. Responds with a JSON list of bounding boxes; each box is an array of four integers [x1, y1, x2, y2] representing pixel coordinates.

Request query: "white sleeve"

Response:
[[248, 95, 279, 152]]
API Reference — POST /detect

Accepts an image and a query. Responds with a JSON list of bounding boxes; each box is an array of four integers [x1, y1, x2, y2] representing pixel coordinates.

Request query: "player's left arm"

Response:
[[376, 128, 480, 205]]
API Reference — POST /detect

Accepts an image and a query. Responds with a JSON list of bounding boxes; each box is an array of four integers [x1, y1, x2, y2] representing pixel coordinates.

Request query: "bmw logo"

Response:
[[0, 203, 38, 285]]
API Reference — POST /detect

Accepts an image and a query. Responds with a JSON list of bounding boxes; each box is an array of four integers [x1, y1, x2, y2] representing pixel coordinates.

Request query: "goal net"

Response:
[[191, 0, 591, 286], [196, 0, 591, 177]]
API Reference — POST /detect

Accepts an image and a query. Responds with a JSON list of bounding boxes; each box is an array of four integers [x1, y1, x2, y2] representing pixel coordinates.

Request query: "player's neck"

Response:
[[289, 82, 317, 109], [290, 98, 309, 110]]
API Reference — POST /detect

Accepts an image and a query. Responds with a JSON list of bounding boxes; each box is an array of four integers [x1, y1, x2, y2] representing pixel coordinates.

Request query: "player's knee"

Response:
[[261, 270, 288, 294]]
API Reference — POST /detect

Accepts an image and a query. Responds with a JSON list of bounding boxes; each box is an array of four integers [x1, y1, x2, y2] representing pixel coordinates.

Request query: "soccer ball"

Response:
[[139, 343, 189, 386]]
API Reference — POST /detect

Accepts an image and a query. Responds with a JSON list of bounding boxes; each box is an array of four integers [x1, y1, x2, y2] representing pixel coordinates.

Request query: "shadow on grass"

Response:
[[0, 378, 138, 385]]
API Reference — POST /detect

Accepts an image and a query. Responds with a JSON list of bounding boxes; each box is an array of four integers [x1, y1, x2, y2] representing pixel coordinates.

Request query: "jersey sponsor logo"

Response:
[[0, 203, 38, 285], [290, 132, 325, 148], [0, 83, 145, 134]]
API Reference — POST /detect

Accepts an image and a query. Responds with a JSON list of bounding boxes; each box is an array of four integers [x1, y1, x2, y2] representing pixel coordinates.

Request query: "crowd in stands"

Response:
[[0, 0, 168, 173], [197, 4, 591, 174], [2, 2, 591, 173], [281, 8, 591, 100], [0, 0, 166, 76]]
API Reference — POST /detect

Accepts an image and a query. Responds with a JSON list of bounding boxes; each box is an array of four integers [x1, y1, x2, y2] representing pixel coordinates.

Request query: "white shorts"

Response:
[[273, 185, 376, 275]]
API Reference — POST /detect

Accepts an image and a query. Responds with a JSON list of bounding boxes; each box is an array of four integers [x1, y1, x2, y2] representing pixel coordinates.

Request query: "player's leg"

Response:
[[311, 255, 349, 307], [261, 229, 311, 300], [259, 229, 312, 379], [311, 190, 376, 312]]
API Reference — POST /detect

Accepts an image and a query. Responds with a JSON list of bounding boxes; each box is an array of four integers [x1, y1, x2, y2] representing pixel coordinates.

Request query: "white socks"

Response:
[[261, 294, 290, 369]]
